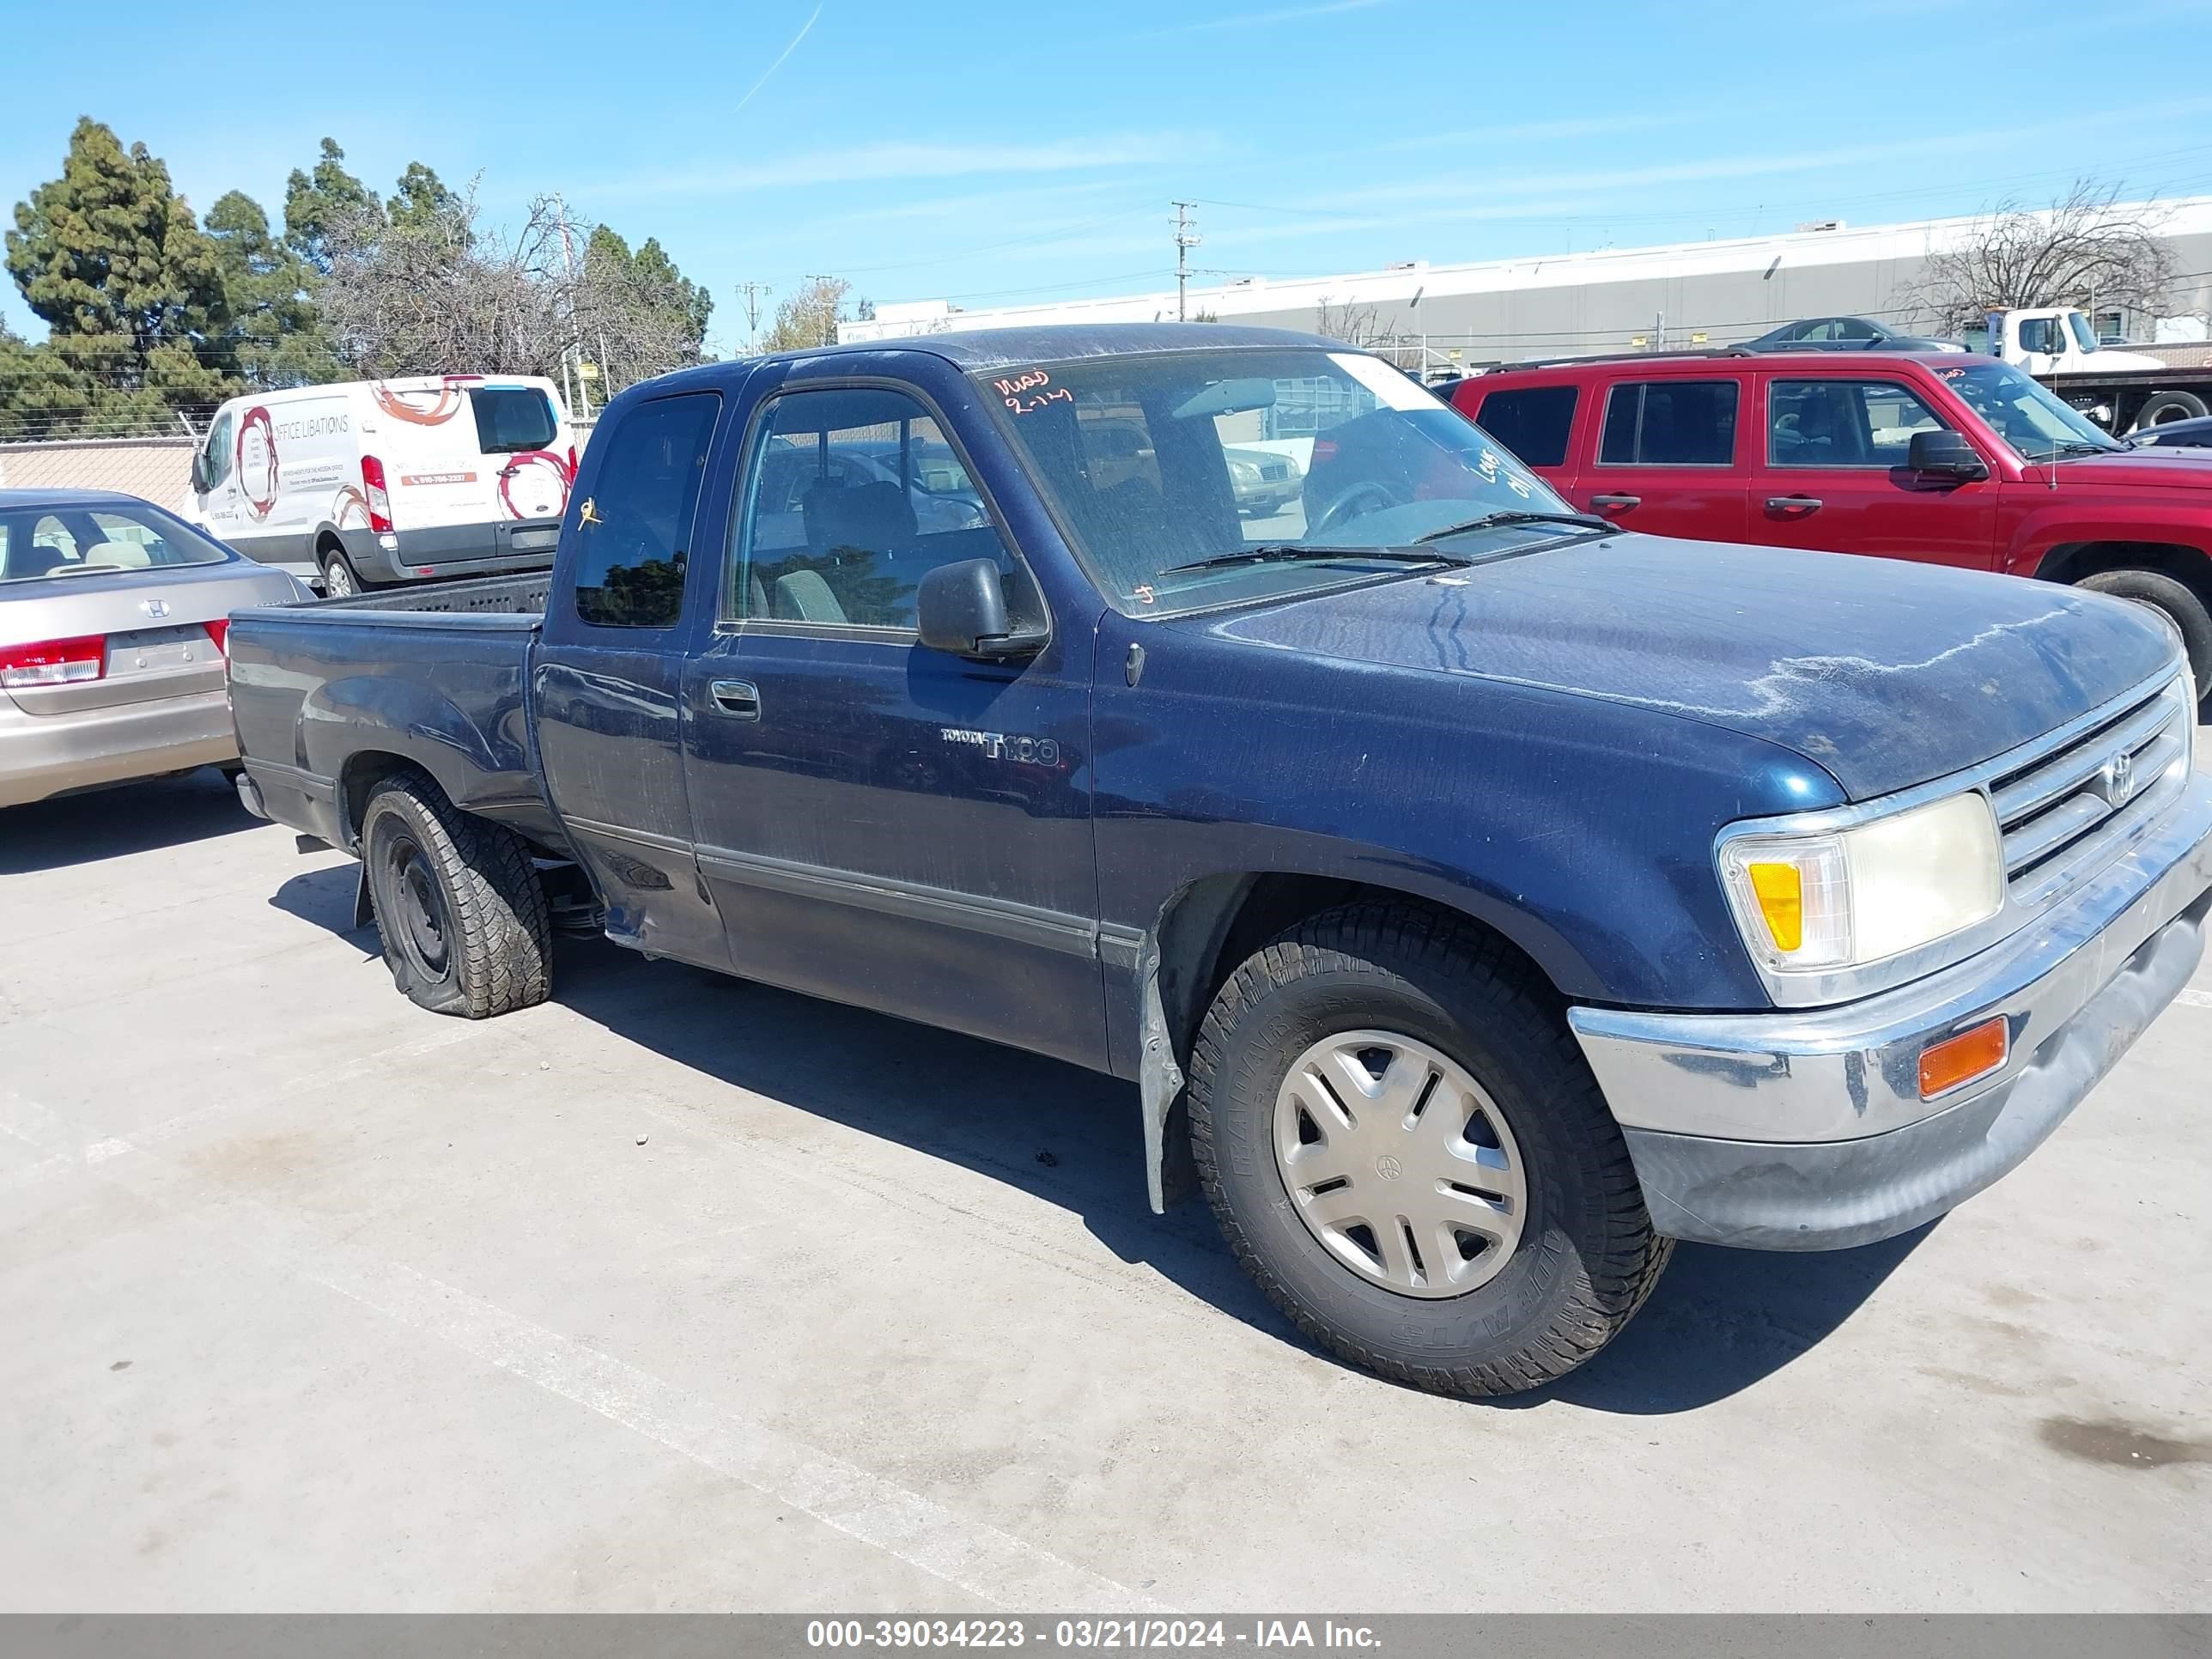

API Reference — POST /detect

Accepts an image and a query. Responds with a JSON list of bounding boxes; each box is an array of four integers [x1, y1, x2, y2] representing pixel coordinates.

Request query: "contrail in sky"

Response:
[[731, 3, 824, 118]]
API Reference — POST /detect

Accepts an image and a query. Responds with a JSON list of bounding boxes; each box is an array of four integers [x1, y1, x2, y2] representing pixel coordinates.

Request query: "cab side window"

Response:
[[1769, 380, 1949, 468], [1597, 380, 1739, 466], [572, 392, 721, 629], [729, 386, 1006, 630]]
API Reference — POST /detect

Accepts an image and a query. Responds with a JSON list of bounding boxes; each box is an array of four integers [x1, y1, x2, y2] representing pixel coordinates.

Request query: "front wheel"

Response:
[[360, 772, 551, 1018], [1188, 903, 1671, 1397]]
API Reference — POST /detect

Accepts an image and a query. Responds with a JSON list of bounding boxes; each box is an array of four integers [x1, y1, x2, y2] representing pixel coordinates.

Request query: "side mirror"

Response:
[[189, 451, 210, 493], [1909, 428, 1990, 481], [916, 557, 1044, 659]]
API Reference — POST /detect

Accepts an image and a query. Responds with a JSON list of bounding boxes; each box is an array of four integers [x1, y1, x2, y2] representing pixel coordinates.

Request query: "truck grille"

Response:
[[1989, 678, 2192, 902]]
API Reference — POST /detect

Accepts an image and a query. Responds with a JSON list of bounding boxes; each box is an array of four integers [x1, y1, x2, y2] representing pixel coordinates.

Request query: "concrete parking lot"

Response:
[[3, 764, 2209, 1613]]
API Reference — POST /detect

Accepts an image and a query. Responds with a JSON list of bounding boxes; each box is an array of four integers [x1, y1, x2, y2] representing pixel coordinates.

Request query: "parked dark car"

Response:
[[226, 324, 2212, 1400], [2130, 414, 2212, 452], [1741, 316, 1965, 353]]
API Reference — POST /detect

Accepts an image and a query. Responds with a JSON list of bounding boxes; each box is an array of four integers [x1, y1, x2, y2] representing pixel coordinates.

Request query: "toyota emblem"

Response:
[[2101, 751, 2136, 807]]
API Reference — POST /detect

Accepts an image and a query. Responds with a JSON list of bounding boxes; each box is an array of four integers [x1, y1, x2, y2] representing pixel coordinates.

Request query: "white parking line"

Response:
[[2180, 988, 2212, 1010], [2, 1072, 1164, 1613]]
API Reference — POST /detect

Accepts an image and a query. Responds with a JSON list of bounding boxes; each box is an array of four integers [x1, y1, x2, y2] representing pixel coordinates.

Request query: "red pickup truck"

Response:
[[1446, 350, 2212, 695]]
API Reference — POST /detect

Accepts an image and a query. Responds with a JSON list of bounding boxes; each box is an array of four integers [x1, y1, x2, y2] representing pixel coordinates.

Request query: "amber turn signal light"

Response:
[[1919, 1017, 2009, 1100]]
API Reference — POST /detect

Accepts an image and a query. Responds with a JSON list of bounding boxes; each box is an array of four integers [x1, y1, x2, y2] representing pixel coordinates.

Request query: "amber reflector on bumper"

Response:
[[1919, 1017, 2009, 1100]]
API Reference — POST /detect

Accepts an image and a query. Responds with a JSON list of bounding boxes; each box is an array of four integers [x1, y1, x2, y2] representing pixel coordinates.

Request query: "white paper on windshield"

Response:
[[1329, 351, 1437, 410]]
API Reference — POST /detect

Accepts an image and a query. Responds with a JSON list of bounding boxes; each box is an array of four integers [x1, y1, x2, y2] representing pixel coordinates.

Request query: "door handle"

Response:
[[1765, 495, 1824, 514], [1588, 494, 1641, 510], [709, 679, 761, 720]]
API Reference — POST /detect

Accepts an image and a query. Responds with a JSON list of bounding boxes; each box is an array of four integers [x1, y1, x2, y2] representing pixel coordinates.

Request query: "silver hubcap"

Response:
[[325, 561, 355, 597], [1273, 1030, 1528, 1298]]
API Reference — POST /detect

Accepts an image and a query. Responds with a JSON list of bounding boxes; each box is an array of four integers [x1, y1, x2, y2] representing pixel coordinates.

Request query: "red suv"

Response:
[[1446, 350, 2212, 695]]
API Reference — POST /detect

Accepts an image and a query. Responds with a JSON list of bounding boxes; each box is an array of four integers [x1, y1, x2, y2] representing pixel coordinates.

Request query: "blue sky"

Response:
[[9, 0, 2212, 351]]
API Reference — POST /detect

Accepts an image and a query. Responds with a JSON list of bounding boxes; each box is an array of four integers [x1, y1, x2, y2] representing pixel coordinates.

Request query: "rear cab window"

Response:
[[1474, 384, 1579, 468], [1597, 379, 1741, 466], [570, 393, 720, 629]]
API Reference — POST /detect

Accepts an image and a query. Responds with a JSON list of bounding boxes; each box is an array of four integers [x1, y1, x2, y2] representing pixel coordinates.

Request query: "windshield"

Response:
[[0, 500, 234, 585], [981, 347, 1585, 615], [2066, 312, 2100, 355], [1933, 360, 2122, 460]]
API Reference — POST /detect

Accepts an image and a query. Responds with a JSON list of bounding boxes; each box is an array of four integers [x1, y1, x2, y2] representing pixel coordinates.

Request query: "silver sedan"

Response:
[[0, 489, 307, 810]]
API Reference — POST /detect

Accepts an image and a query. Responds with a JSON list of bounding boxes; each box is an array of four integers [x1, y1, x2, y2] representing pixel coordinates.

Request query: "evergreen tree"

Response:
[[205, 190, 343, 388], [3, 116, 236, 431], [283, 138, 381, 274]]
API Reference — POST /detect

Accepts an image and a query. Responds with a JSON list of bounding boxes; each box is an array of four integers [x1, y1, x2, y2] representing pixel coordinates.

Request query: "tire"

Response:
[[320, 547, 364, 599], [2077, 568, 2212, 695], [1188, 902, 1671, 1398], [2133, 390, 2209, 430], [359, 771, 551, 1018]]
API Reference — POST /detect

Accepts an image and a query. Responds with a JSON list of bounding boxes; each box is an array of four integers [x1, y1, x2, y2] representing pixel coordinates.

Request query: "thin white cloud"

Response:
[[728, 2, 823, 119], [600, 132, 1217, 198], [1140, 0, 1387, 37]]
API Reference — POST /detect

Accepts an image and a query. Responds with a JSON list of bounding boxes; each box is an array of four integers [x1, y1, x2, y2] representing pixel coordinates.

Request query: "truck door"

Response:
[[532, 386, 734, 970], [1571, 375, 1750, 542], [1748, 374, 1997, 570], [680, 367, 1105, 1071]]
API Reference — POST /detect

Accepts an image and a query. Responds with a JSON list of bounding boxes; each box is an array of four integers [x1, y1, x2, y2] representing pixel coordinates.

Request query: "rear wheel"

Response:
[[2135, 390, 2210, 429], [1188, 902, 1671, 1398], [2078, 568, 2212, 696], [320, 546, 363, 599], [360, 772, 550, 1018]]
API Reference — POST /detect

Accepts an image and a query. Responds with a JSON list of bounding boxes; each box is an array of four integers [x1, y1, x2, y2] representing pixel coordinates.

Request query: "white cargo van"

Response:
[[187, 375, 575, 595]]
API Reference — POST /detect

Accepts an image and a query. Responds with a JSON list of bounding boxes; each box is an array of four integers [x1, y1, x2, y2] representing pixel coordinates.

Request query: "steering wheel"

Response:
[[1310, 481, 1405, 538]]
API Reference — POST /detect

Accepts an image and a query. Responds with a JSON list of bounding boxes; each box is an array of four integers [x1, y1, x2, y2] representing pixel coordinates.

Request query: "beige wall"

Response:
[[0, 438, 196, 510]]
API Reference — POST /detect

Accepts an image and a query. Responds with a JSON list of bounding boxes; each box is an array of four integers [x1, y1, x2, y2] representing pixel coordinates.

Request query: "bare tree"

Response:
[[318, 190, 709, 386], [1911, 179, 2176, 333], [761, 276, 854, 350], [1314, 295, 1386, 349]]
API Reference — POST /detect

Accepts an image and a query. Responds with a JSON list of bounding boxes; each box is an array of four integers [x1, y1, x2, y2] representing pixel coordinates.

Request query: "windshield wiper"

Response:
[[1156, 544, 1474, 578], [2052, 437, 2123, 458], [1413, 509, 1614, 543]]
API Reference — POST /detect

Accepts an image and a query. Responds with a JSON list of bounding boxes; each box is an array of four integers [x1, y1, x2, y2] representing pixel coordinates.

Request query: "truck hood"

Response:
[[1204, 535, 2179, 800], [2039, 447, 2212, 489]]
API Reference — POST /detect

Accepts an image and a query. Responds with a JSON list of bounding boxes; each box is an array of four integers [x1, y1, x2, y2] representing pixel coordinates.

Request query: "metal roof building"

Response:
[[840, 198, 2212, 372]]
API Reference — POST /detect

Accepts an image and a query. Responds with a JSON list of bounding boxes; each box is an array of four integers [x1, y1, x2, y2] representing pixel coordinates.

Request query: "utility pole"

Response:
[[1172, 202, 1200, 322], [733, 282, 771, 354], [805, 274, 838, 346]]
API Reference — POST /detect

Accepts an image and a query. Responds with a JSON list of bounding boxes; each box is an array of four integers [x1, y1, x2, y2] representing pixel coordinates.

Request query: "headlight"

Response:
[[1719, 793, 2005, 972], [1230, 459, 1261, 484]]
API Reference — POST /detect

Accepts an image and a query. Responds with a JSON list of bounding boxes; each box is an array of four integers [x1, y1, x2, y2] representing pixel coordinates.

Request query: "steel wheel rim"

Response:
[[383, 831, 450, 976], [1272, 1029, 1528, 1298]]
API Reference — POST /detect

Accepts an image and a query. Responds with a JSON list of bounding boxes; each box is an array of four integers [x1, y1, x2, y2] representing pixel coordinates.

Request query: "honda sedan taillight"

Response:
[[0, 636, 106, 688]]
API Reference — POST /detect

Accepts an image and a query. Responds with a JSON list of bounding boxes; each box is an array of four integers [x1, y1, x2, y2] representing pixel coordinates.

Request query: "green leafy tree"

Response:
[[387, 162, 465, 236], [205, 189, 343, 387], [576, 226, 714, 392], [0, 322, 93, 441], [3, 116, 236, 432], [283, 138, 381, 274]]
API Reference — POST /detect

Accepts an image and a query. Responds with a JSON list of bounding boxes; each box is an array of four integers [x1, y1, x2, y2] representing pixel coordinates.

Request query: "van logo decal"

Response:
[[370, 382, 466, 426], [498, 451, 574, 521], [237, 406, 279, 521]]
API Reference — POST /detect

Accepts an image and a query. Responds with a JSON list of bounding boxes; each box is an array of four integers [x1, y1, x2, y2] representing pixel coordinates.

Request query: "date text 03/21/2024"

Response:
[[805, 1621, 1381, 1650]]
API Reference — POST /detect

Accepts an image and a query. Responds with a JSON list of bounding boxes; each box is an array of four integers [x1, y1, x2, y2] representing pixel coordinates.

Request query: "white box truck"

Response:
[[187, 375, 576, 595]]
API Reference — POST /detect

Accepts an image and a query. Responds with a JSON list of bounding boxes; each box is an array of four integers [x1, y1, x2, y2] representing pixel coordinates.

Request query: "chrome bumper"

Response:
[[1570, 771, 2212, 1249]]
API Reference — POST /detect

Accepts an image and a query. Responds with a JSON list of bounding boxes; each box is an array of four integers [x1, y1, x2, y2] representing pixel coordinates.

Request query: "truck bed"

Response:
[[228, 574, 551, 852]]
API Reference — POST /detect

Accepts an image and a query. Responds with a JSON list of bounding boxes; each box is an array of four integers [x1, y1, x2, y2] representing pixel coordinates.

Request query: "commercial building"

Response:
[[840, 198, 2212, 371]]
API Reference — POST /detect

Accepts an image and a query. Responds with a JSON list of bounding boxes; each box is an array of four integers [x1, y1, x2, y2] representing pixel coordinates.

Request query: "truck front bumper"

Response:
[[1570, 772, 2212, 1251]]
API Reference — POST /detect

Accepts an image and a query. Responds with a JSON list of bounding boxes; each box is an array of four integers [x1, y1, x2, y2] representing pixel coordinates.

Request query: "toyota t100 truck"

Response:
[[224, 324, 2212, 1399]]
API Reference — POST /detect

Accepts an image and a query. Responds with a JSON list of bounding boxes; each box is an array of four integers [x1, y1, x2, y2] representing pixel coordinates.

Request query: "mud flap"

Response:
[[1139, 943, 1195, 1213]]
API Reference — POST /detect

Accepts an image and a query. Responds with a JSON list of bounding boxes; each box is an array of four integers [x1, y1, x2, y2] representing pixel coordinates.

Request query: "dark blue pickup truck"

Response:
[[228, 324, 2212, 1397]]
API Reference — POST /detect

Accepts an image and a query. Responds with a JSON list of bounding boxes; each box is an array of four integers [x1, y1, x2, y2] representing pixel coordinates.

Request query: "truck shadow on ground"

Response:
[[267, 879, 1932, 1414], [0, 768, 264, 875]]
